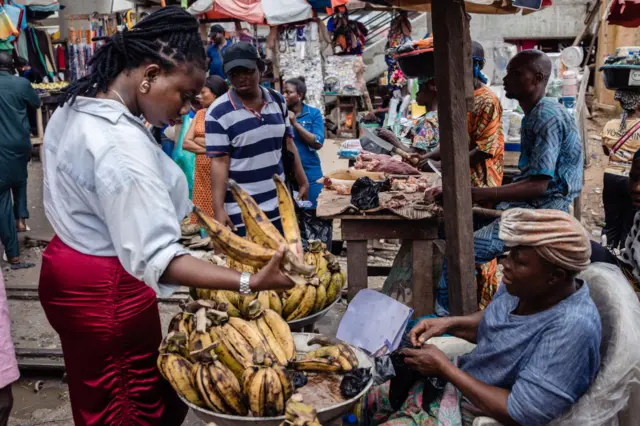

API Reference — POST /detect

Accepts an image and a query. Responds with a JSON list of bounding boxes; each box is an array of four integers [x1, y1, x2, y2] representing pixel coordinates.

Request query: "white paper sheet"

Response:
[[336, 289, 413, 355]]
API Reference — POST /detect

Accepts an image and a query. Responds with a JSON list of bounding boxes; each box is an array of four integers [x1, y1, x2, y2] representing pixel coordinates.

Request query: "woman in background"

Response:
[[283, 77, 332, 247], [601, 89, 640, 250], [184, 75, 228, 222]]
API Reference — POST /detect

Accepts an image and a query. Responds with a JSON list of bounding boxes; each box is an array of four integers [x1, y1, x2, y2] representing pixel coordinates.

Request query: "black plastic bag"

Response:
[[351, 177, 383, 210], [292, 371, 308, 388], [374, 354, 396, 385], [340, 367, 373, 399], [297, 209, 333, 251]]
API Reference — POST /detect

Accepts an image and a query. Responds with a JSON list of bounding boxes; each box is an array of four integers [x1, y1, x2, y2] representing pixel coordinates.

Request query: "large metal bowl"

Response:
[[182, 332, 374, 426], [287, 297, 341, 332]]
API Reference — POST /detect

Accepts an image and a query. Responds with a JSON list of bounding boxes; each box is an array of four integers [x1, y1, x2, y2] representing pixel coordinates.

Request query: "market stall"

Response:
[[317, 0, 554, 316]]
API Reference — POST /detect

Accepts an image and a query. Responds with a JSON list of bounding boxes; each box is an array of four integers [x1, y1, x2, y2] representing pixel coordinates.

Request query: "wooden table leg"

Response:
[[346, 240, 368, 301], [411, 240, 433, 317]]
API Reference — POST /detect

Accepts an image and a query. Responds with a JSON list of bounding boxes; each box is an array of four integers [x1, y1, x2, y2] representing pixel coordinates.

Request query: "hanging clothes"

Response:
[[327, 7, 367, 55]]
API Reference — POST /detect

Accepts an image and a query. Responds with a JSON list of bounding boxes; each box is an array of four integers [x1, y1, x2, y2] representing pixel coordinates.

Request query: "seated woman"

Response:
[[360, 209, 601, 426], [378, 77, 439, 154], [183, 75, 228, 222], [283, 77, 332, 247]]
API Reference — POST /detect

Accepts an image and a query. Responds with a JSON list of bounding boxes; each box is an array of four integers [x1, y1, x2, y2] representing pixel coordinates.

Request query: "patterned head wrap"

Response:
[[499, 208, 591, 272], [614, 90, 640, 133]]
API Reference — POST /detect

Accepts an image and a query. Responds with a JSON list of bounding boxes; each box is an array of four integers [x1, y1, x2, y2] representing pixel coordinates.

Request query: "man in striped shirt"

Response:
[[206, 42, 309, 235]]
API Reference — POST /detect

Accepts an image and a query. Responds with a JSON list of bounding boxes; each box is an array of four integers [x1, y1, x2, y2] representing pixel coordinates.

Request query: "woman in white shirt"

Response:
[[38, 8, 292, 426]]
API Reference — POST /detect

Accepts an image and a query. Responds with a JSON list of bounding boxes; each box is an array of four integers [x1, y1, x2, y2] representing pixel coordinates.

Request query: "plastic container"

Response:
[[394, 48, 435, 79], [599, 65, 640, 90], [562, 70, 578, 96]]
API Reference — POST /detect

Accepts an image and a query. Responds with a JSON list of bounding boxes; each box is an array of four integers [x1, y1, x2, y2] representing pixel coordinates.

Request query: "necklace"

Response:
[[109, 89, 126, 106]]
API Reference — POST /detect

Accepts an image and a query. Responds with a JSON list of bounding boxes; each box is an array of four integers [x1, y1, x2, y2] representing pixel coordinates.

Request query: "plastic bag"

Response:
[[350, 177, 383, 210], [297, 209, 333, 251], [172, 115, 195, 200], [340, 367, 373, 398]]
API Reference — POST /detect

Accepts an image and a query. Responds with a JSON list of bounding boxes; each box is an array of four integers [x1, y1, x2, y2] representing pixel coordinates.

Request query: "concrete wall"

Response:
[[470, 0, 589, 41]]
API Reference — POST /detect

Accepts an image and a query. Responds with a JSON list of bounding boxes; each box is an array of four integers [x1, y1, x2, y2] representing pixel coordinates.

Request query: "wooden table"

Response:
[[332, 213, 439, 318]]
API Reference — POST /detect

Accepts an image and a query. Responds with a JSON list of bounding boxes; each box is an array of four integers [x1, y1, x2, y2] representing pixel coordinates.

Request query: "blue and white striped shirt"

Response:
[[205, 87, 293, 229]]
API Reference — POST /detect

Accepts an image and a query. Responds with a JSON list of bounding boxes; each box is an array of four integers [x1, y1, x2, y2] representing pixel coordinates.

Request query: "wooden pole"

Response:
[[431, 0, 477, 315]]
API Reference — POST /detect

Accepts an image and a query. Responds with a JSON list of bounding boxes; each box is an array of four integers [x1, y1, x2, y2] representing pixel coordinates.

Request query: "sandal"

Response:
[[10, 261, 35, 270]]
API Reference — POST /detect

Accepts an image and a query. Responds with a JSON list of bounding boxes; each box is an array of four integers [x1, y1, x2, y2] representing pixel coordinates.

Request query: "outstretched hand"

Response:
[[251, 246, 295, 291]]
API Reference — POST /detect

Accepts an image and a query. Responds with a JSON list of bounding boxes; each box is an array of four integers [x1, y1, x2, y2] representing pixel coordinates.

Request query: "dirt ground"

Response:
[[1, 108, 615, 425]]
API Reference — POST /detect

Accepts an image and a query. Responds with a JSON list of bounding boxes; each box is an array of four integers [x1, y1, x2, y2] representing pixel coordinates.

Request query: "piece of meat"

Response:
[[335, 184, 351, 195], [323, 177, 333, 188], [368, 159, 421, 175], [365, 159, 381, 171]]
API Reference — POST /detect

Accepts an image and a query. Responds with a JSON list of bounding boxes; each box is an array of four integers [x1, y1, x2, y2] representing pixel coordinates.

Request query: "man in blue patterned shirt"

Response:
[[437, 50, 583, 315]]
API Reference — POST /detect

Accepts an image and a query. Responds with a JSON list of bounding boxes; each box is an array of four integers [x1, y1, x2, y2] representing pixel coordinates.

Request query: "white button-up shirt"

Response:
[[42, 97, 192, 296]]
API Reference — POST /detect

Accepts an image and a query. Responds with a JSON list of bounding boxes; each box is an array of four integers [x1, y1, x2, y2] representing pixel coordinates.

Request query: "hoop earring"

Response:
[[140, 81, 151, 94]]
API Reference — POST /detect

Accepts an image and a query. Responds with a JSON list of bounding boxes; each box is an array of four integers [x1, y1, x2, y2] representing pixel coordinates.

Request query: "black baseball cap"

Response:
[[472, 41, 485, 60], [209, 24, 225, 35], [223, 42, 259, 74]]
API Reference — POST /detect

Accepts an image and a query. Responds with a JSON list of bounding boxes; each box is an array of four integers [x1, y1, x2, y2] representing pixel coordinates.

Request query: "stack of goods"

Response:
[[600, 47, 640, 91], [278, 23, 325, 114], [324, 55, 359, 94], [192, 175, 347, 321], [31, 81, 68, 95], [157, 299, 361, 418]]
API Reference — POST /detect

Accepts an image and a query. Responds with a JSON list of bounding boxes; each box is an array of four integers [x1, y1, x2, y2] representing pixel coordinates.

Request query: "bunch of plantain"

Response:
[[193, 175, 314, 285], [304, 240, 346, 310], [157, 332, 204, 407], [280, 394, 322, 426], [243, 349, 293, 417], [293, 335, 359, 374], [192, 344, 249, 415], [245, 300, 296, 366], [281, 276, 321, 321]]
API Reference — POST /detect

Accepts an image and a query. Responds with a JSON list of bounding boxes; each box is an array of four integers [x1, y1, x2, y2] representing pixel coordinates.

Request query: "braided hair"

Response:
[[62, 6, 206, 106]]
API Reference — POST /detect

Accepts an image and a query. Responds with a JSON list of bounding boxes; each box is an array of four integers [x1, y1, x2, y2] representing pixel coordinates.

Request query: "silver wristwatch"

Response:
[[239, 272, 253, 295]]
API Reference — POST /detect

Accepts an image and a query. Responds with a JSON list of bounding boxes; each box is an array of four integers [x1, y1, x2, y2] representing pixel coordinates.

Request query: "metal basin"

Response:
[[287, 297, 341, 332], [182, 332, 374, 426]]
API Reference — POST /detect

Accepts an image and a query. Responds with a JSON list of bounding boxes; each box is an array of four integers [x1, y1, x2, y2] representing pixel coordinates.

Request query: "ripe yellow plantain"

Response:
[[227, 317, 269, 353], [255, 317, 288, 365], [247, 368, 267, 416], [325, 273, 343, 307], [263, 309, 296, 363], [210, 326, 251, 373], [228, 179, 287, 250], [286, 285, 316, 321], [313, 284, 327, 314], [257, 291, 271, 311], [193, 362, 227, 413], [158, 353, 204, 407], [268, 291, 283, 316], [263, 368, 285, 416], [282, 285, 306, 318], [319, 270, 332, 288], [292, 358, 342, 372], [273, 365, 293, 402], [221, 324, 255, 363], [306, 345, 342, 360], [209, 359, 248, 415], [273, 175, 304, 261], [214, 291, 242, 317], [195, 207, 313, 275]]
